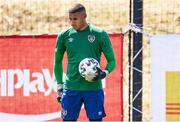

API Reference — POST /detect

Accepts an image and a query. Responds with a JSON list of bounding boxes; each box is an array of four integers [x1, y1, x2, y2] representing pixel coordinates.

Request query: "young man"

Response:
[[54, 3, 116, 121]]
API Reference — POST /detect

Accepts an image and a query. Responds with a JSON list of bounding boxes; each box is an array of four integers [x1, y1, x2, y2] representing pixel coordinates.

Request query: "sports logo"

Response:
[[68, 38, 73, 42], [61, 108, 68, 118], [88, 35, 95, 43]]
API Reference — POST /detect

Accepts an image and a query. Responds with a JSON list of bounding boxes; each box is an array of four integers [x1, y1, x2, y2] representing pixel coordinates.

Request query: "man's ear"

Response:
[[82, 12, 87, 19], [85, 13, 87, 18]]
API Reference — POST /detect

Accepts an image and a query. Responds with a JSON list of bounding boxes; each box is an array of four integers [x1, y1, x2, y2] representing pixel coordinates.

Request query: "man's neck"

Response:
[[78, 23, 88, 31]]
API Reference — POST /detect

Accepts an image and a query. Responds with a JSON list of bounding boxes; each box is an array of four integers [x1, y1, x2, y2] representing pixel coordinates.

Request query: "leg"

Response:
[[83, 89, 106, 120], [61, 90, 83, 121]]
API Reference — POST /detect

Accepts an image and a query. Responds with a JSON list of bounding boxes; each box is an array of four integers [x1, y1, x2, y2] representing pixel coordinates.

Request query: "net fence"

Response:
[[0, 0, 128, 35]]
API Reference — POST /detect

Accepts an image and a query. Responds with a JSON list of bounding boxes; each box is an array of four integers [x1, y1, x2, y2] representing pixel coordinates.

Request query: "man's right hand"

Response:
[[57, 83, 63, 103], [85, 72, 96, 82]]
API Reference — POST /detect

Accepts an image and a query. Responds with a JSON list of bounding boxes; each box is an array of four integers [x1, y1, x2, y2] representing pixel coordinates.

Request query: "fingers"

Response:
[[85, 72, 96, 81], [85, 75, 95, 81], [96, 67, 101, 72], [86, 72, 96, 77]]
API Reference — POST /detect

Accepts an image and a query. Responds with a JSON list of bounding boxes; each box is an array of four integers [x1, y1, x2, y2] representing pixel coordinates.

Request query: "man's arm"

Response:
[[100, 30, 116, 73], [54, 32, 65, 103], [104, 50, 116, 74], [85, 31, 116, 81], [54, 49, 64, 103], [94, 30, 116, 79], [54, 32, 65, 84], [88, 50, 116, 81], [54, 49, 63, 84]]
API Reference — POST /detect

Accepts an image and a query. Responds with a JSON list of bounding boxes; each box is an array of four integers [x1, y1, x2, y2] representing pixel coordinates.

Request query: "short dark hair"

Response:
[[68, 3, 86, 13]]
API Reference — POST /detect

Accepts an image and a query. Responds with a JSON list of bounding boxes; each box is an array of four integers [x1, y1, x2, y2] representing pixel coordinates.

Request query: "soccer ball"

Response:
[[79, 58, 100, 78]]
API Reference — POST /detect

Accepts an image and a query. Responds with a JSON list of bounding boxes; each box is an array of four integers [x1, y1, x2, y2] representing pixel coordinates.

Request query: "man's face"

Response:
[[69, 12, 86, 30]]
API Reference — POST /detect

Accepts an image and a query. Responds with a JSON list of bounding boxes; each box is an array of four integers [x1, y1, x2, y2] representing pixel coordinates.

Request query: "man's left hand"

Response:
[[93, 67, 109, 81], [85, 67, 109, 82]]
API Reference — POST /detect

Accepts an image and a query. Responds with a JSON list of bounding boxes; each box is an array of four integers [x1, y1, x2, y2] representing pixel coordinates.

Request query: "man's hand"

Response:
[[85, 67, 109, 82], [57, 83, 63, 103], [85, 72, 96, 82], [93, 67, 109, 81]]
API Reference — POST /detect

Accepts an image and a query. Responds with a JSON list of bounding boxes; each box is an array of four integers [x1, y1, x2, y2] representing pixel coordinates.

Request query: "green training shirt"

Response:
[[54, 24, 116, 91]]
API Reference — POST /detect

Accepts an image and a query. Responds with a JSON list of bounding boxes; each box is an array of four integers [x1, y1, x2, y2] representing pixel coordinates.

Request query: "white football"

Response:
[[79, 58, 100, 78]]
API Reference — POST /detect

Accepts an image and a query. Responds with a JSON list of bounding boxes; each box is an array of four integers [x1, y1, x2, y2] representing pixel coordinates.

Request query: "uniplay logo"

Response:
[[0, 68, 64, 121]]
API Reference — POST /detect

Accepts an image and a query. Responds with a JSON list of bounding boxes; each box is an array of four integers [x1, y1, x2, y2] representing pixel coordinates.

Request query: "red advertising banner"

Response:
[[0, 33, 123, 121]]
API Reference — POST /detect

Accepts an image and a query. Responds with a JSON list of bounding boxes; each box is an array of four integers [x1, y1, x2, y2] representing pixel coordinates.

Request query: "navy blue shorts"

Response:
[[60, 89, 106, 120]]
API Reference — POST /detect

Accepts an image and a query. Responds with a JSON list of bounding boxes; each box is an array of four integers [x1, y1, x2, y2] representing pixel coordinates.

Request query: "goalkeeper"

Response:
[[54, 3, 116, 122]]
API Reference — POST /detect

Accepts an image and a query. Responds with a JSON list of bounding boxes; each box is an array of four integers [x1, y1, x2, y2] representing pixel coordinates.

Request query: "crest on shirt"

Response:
[[88, 35, 95, 43]]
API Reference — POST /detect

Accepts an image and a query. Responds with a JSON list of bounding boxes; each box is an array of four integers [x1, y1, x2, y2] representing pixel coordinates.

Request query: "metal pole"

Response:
[[132, 0, 143, 121], [128, 0, 132, 121]]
